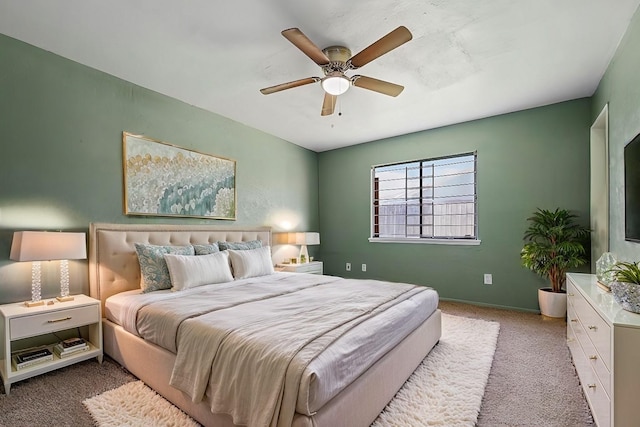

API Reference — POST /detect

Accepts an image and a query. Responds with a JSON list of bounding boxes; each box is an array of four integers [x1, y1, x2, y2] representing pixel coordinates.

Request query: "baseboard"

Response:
[[439, 297, 540, 314]]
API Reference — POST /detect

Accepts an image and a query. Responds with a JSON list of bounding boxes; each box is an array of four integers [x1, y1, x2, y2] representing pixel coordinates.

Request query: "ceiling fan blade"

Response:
[[260, 77, 320, 95], [321, 93, 337, 116], [282, 28, 331, 66], [348, 26, 412, 69], [352, 75, 404, 97]]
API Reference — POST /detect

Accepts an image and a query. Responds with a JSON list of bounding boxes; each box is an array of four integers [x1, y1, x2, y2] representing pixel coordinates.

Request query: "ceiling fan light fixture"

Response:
[[321, 75, 350, 96], [261, 26, 413, 115]]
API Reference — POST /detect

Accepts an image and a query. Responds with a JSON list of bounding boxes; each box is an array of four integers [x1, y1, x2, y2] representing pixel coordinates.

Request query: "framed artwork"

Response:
[[122, 132, 236, 220]]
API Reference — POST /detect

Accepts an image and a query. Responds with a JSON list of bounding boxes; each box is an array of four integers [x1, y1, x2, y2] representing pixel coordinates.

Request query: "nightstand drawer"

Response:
[[277, 261, 323, 275], [10, 305, 99, 340], [292, 263, 322, 274]]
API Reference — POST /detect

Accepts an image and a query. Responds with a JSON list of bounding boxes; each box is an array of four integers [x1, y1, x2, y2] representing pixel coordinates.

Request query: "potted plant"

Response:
[[609, 261, 640, 313], [521, 208, 589, 317]]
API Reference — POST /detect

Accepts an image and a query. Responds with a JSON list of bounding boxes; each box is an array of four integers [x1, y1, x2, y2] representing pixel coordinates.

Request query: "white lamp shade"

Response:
[[10, 231, 87, 261], [321, 75, 350, 96], [294, 232, 320, 246], [273, 232, 320, 246], [272, 233, 290, 246]]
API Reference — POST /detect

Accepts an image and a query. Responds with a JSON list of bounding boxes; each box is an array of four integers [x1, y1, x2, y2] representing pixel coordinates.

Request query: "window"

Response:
[[371, 152, 477, 242]]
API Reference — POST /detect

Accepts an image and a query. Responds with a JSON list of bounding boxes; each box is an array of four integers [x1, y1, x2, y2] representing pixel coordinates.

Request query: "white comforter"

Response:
[[107, 273, 438, 427]]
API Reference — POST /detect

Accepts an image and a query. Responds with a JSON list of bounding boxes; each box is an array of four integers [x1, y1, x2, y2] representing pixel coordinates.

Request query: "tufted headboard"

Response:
[[89, 222, 271, 313]]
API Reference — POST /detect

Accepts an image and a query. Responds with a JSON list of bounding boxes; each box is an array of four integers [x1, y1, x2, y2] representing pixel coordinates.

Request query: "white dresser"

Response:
[[566, 273, 640, 427]]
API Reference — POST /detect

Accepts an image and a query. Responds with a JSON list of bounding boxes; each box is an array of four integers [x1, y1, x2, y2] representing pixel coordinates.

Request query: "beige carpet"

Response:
[[83, 313, 498, 427], [440, 300, 595, 427]]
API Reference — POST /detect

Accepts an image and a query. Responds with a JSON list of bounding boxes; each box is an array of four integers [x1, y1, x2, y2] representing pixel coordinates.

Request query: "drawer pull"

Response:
[[570, 318, 578, 323], [589, 355, 598, 360], [588, 384, 597, 389], [588, 325, 597, 331], [568, 293, 575, 297], [47, 316, 72, 323]]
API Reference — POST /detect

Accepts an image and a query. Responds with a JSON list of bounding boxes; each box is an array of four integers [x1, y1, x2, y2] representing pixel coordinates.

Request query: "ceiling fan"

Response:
[[260, 26, 413, 116]]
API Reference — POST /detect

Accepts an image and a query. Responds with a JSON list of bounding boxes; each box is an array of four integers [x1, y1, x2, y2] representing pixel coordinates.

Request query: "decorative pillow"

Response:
[[218, 239, 262, 251], [228, 246, 274, 279], [135, 243, 195, 293], [193, 243, 220, 255], [164, 251, 233, 291]]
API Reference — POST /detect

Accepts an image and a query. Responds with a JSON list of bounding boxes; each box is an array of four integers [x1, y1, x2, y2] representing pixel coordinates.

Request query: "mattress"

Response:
[[105, 272, 439, 419]]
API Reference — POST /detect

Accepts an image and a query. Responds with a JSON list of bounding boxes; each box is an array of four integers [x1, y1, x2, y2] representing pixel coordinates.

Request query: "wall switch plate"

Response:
[[484, 274, 493, 285], [362, 264, 367, 272], [346, 263, 351, 271]]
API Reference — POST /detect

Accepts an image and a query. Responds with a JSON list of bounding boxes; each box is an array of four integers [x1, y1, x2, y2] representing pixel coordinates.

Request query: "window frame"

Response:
[[369, 151, 480, 245]]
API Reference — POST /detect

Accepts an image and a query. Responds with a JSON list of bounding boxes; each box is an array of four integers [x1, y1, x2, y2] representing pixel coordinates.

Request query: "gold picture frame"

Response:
[[122, 132, 236, 220]]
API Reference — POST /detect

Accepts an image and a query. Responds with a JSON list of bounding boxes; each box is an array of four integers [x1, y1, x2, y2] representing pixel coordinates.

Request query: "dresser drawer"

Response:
[[567, 297, 579, 327], [568, 284, 612, 369], [10, 305, 100, 340], [569, 303, 611, 396], [572, 345, 611, 427], [567, 315, 581, 355]]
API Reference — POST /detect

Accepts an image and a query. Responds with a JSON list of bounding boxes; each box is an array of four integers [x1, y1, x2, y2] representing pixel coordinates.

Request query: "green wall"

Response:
[[5, 6, 640, 312], [0, 34, 319, 304], [318, 99, 591, 311], [592, 5, 640, 262]]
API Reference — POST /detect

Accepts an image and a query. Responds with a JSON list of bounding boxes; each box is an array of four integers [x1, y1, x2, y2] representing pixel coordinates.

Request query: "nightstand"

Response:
[[0, 294, 103, 394], [276, 261, 323, 275]]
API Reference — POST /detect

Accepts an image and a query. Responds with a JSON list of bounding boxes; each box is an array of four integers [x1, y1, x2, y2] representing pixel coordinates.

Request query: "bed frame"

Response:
[[89, 222, 442, 427]]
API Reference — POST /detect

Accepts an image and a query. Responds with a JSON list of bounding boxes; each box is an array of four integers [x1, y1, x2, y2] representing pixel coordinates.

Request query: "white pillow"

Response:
[[228, 246, 274, 279], [164, 251, 233, 291]]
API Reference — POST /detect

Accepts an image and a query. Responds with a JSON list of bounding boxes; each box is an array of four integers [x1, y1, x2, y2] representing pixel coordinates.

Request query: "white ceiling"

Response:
[[1, 1, 639, 152]]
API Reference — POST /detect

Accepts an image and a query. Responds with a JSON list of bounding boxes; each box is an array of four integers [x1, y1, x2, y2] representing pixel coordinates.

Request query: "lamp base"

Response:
[[25, 300, 45, 307], [56, 295, 74, 302], [299, 245, 309, 264]]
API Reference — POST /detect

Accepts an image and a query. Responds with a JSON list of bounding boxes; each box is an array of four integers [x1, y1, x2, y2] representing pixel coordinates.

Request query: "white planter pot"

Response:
[[538, 288, 567, 318]]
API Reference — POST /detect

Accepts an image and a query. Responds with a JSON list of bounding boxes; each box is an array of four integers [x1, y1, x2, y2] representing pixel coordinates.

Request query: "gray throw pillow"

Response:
[[135, 243, 195, 293], [217, 240, 262, 251]]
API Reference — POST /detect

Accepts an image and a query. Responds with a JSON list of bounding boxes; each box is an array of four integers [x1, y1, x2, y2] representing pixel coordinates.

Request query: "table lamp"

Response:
[[294, 232, 320, 263], [10, 231, 87, 306]]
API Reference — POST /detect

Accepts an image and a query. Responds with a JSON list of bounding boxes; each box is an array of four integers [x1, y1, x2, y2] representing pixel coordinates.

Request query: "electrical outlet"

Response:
[[362, 264, 367, 272], [346, 262, 351, 271], [483, 274, 493, 285]]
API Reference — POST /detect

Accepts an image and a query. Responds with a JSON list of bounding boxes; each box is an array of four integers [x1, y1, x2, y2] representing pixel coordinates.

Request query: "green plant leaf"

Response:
[[609, 261, 640, 284], [521, 208, 589, 292]]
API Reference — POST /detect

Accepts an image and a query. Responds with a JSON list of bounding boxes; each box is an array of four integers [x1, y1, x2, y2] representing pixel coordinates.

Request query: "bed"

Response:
[[89, 222, 441, 427]]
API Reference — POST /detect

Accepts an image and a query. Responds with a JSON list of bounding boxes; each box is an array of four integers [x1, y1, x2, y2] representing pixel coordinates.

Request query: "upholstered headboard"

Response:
[[89, 222, 271, 313]]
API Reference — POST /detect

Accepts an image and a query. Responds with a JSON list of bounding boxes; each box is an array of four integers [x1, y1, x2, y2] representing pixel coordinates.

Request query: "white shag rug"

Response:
[[83, 313, 499, 427], [83, 380, 199, 427], [372, 313, 500, 427]]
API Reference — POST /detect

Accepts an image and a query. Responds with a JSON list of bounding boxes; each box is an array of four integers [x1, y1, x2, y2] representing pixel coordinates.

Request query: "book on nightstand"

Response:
[[60, 337, 87, 349], [54, 338, 89, 358], [12, 348, 54, 370]]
